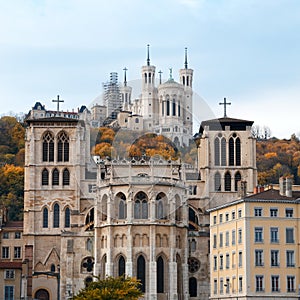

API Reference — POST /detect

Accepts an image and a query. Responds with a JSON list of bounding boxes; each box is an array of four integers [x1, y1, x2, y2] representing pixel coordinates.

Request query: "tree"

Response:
[[72, 276, 143, 300]]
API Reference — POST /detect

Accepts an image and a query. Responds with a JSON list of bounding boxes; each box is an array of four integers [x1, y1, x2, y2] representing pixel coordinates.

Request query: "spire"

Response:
[[158, 70, 163, 84], [184, 47, 188, 69], [169, 68, 173, 80], [147, 44, 150, 66], [123, 67, 128, 87]]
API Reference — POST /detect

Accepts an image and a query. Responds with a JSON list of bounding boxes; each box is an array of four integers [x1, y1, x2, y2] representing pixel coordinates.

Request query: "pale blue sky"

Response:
[[0, 0, 299, 138]]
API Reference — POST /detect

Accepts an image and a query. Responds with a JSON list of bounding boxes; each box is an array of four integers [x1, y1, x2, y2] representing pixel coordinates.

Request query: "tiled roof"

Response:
[[245, 188, 300, 201]]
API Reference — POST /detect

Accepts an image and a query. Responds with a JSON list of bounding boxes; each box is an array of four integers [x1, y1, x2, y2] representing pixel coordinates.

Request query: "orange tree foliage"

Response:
[[72, 276, 143, 300], [0, 164, 24, 220], [256, 136, 300, 185]]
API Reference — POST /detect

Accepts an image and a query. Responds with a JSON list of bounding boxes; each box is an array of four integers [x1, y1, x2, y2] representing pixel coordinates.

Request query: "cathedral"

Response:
[[13, 47, 257, 300]]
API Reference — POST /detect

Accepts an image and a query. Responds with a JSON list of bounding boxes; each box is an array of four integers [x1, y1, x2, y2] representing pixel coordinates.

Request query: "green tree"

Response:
[[73, 276, 143, 300]]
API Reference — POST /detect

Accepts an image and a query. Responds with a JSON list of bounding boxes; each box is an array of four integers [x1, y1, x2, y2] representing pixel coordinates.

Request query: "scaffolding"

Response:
[[103, 72, 122, 118]]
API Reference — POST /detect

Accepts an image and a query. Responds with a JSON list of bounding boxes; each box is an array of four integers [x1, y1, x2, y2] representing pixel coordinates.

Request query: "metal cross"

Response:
[[123, 67, 128, 86], [219, 97, 231, 118], [52, 95, 64, 112], [158, 70, 163, 84]]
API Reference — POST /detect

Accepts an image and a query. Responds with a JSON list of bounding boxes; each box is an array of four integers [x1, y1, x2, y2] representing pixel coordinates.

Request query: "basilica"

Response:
[[2, 47, 257, 300]]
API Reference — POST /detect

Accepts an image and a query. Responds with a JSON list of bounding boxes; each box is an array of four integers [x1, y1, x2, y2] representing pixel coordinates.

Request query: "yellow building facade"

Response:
[[209, 179, 300, 299]]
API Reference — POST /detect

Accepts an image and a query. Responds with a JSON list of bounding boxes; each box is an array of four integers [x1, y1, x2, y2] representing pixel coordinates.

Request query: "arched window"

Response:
[[117, 193, 126, 219], [189, 207, 198, 230], [214, 138, 220, 166], [144, 73, 147, 84], [57, 131, 69, 162], [191, 239, 197, 252], [172, 100, 176, 116], [148, 72, 151, 84], [235, 172, 242, 191], [166, 99, 170, 116], [63, 168, 70, 185], [118, 255, 126, 277], [178, 103, 181, 117], [42, 168, 49, 185], [175, 195, 182, 221], [156, 193, 166, 220], [53, 203, 60, 228], [42, 131, 54, 162], [65, 207, 70, 228], [187, 76, 189, 86], [85, 277, 93, 288], [182, 76, 185, 85], [85, 208, 94, 231], [221, 138, 226, 166], [214, 172, 221, 191], [157, 256, 164, 293], [52, 168, 59, 185], [86, 238, 93, 252], [43, 207, 48, 228], [134, 192, 148, 219], [101, 195, 107, 221], [50, 264, 55, 272], [135, 118, 139, 123], [162, 101, 164, 116], [229, 137, 234, 166], [137, 255, 146, 292], [236, 137, 241, 166], [189, 277, 197, 297], [225, 171, 231, 191]]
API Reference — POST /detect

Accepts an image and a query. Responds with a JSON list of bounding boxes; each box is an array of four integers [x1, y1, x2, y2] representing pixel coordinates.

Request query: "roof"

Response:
[[2, 221, 23, 229], [0, 262, 22, 269], [245, 188, 300, 201], [26, 117, 79, 124], [207, 188, 300, 212], [32, 102, 45, 110], [199, 117, 254, 133]]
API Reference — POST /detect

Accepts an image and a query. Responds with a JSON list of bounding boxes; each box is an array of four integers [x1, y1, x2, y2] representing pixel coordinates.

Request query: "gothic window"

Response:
[[50, 264, 55, 272], [236, 137, 241, 166], [214, 172, 221, 191], [189, 277, 197, 297], [86, 238, 93, 252], [42, 131, 54, 162], [118, 255, 126, 277], [148, 73, 151, 84], [214, 138, 220, 166], [82, 257, 94, 273], [188, 257, 200, 273], [137, 255, 146, 292], [175, 195, 182, 221], [157, 256, 164, 293], [235, 172, 241, 191], [134, 192, 148, 219], [43, 207, 48, 228], [178, 103, 181, 117], [63, 168, 70, 185], [225, 171, 231, 191], [85, 208, 94, 229], [42, 168, 49, 185], [57, 131, 69, 162], [144, 73, 147, 84], [65, 207, 70, 228], [117, 193, 127, 219], [172, 100, 176, 116], [52, 168, 59, 185], [189, 207, 198, 230], [221, 138, 226, 166], [156, 193, 166, 220], [229, 137, 234, 166], [101, 195, 107, 221], [187, 76, 189, 86], [166, 99, 170, 116], [53, 203, 60, 228], [182, 76, 185, 85]]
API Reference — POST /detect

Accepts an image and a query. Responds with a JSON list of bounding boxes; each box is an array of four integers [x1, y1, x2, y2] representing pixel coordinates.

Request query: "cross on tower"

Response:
[[52, 95, 64, 112], [219, 97, 231, 118], [158, 70, 163, 84]]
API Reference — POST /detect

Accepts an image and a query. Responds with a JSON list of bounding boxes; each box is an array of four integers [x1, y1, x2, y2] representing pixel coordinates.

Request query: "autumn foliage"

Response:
[[72, 276, 143, 300]]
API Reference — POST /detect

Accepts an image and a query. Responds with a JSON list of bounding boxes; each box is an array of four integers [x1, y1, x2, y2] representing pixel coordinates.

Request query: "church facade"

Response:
[[17, 47, 257, 300]]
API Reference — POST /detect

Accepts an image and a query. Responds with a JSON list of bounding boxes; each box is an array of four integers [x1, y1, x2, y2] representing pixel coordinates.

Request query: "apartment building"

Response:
[[209, 177, 300, 299]]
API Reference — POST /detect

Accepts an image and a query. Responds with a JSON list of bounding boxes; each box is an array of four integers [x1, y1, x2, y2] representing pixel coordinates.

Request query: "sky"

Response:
[[0, 0, 299, 138]]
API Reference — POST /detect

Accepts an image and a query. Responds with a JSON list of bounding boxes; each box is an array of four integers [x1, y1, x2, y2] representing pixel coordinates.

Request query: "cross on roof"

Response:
[[52, 95, 64, 112], [219, 97, 231, 118], [158, 70, 163, 84]]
